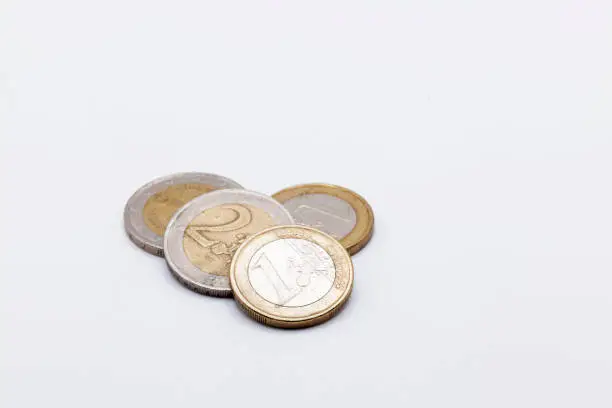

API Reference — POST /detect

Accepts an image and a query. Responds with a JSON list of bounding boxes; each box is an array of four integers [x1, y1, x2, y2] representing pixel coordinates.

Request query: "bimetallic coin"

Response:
[[124, 172, 243, 256], [164, 189, 294, 297], [230, 225, 354, 328], [273, 184, 374, 255]]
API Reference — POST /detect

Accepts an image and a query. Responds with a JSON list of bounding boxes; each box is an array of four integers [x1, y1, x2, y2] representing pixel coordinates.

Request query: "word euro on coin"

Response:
[[230, 225, 354, 328], [273, 184, 374, 255], [124, 172, 243, 256], [164, 189, 294, 297]]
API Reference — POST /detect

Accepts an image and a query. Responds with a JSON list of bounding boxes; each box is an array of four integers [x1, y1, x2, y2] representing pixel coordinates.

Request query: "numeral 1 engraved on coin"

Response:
[[231, 226, 353, 328]]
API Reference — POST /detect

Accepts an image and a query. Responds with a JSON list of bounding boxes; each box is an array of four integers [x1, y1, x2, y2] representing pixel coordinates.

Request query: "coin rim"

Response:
[[230, 225, 354, 329], [164, 189, 295, 297], [123, 172, 243, 257], [272, 183, 374, 255]]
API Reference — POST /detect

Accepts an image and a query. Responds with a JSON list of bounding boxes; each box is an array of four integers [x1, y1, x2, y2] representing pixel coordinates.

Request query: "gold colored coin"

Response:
[[143, 183, 215, 236], [273, 184, 374, 255], [230, 225, 354, 329], [183, 204, 276, 277], [125, 172, 243, 257]]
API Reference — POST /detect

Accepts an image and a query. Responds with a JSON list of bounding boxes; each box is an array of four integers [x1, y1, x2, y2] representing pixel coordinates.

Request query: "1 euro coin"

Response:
[[230, 225, 354, 328]]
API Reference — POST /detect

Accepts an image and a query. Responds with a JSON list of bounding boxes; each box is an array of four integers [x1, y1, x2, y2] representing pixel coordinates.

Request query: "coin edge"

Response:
[[272, 183, 374, 255]]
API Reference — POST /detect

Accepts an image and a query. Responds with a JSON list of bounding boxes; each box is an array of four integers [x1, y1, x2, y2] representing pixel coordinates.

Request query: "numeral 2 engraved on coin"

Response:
[[185, 204, 253, 256]]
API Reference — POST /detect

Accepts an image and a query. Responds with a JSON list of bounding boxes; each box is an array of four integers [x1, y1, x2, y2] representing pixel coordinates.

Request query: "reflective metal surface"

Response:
[[164, 189, 294, 297], [231, 225, 354, 328]]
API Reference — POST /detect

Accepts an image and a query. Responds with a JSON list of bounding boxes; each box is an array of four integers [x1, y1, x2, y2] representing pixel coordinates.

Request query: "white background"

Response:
[[1, 1, 611, 406]]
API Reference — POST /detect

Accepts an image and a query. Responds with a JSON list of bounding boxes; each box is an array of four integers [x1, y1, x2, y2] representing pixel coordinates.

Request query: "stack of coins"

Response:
[[124, 172, 374, 329]]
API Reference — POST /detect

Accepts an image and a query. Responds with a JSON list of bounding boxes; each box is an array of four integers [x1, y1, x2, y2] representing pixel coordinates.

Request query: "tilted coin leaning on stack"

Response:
[[124, 172, 374, 329]]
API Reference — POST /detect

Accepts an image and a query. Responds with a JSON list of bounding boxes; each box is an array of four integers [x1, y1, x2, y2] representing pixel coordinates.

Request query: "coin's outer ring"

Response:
[[273, 183, 374, 255], [230, 225, 354, 329], [164, 189, 295, 297], [124, 172, 243, 257]]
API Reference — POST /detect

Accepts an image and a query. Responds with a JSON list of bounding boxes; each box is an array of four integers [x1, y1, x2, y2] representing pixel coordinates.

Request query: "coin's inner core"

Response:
[[183, 204, 276, 277], [247, 238, 336, 307], [280, 194, 357, 240], [143, 183, 215, 236]]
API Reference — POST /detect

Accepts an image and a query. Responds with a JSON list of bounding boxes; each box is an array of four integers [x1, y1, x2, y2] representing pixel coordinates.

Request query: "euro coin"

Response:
[[273, 183, 374, 255], [164, 189, 294, 297], [124, 172, 243, 256], [230, 225, 354, 328]]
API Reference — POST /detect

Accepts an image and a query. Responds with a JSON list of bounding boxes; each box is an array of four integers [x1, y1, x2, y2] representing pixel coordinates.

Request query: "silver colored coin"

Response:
[[164, 189, 294, 297], [124, 172, 243, 257], [281, 194, 357, 240]]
